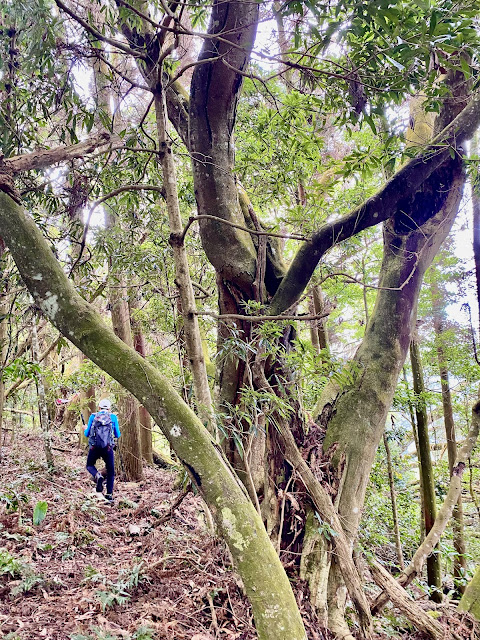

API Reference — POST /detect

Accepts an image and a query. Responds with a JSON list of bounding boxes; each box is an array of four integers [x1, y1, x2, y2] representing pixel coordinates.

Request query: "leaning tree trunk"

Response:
[[459, 565, 480, 620], [410, 330, 442, 602], [0, 186, 307, 640]]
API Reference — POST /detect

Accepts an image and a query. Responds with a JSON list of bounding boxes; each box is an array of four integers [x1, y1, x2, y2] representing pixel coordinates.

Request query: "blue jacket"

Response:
[[84, 411, 121, 439]]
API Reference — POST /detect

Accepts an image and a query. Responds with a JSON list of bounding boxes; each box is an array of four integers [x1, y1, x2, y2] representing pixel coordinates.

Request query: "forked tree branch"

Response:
[[268, 89, 480, 315]]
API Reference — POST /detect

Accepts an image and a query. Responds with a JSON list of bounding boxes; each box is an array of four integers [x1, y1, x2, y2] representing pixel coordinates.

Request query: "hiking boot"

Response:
[[95, 473, 104, 494], [104, 494, 114, 504]]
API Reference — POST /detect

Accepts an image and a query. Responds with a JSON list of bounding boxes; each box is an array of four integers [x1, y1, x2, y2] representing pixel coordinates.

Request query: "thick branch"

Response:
[[6, 132, 116, 175], [368, 559, 444, 640], [269, 89, 480, 315]]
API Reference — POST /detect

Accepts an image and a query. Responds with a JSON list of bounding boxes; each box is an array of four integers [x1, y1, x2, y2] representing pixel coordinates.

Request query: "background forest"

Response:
[[0, 0, 480, 639]]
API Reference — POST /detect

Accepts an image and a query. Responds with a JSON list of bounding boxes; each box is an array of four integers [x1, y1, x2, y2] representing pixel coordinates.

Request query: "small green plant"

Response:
[[83, 562, 147, 612], [315, 513, 338, 542], [0, 548, 44, 595], [0, 485, 29, 513], [81, 497, 106, 522], [70, 625, 155, 640], [33, 500, 48, 526], [0, 548, 23, 577]]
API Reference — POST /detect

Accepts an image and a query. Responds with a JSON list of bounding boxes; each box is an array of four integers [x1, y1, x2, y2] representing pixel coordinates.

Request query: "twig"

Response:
[[179, 214, 308, 244], [194, 311, 330, 322], [54, 0, 147, 59]]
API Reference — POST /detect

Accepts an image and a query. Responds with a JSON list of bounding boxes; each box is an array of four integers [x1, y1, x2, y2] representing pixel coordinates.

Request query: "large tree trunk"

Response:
[[312, 153, 464, 636], [0, 188, 307, 640]]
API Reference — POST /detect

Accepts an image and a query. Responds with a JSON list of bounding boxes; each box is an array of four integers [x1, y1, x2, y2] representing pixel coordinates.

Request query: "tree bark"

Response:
[[31, 314, 54, 470], [153, 88, 214, 433], [471, 130, 480, 341], [312, 150, 465, 633], [129, 290, 153, 464], [459, 565, 480, 620], [403, 367, 426, 539], [368, 558, 444, 640], [107, 258, 143, 482], [383, 432, 404, 570], [410, 330, 442, 601], [432, 285, 467, 591]]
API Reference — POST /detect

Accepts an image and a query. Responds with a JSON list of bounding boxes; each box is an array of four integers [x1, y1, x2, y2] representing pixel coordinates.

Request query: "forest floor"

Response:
[[0, 430, 478, 640]]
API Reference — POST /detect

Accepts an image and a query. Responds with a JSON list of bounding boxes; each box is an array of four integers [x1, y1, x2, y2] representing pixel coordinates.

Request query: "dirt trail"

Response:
[[0, 432, 477, 640], [0, 432, 255, 640]]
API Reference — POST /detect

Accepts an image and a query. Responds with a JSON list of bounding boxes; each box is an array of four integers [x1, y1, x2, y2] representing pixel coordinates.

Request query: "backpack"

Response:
[[89, 411, 114, 448]]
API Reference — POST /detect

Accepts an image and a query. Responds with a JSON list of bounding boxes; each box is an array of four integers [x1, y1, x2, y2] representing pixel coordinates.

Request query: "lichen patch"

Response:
[[221, 507, 247, 551], [170, 424, 182, 437], [40, 292, 59, 319]]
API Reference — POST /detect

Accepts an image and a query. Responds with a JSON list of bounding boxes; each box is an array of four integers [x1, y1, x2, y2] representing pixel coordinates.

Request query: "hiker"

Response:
[[84, 399, 121, 503]]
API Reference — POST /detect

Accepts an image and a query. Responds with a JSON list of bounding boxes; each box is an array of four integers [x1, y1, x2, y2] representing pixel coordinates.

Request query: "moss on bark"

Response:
[[0, 190, 307, 640], [459, 566, 480, 620]]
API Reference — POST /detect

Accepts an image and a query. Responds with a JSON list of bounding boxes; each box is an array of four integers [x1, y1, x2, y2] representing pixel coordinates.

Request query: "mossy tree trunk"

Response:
[[410, 329, 442, 602], [129, 290, 153, 464], [0, 188, 307, 640], [459, 565, 480, 620]]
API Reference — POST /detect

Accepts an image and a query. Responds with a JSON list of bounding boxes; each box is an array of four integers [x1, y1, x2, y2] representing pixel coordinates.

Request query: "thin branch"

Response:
[[95, 50, 151, 92], [269, 88, 480, 315], [178, 214, 309, 244], [194, 311, 330, 322], [70, 184, 165, 275], [54, 0, 147, 59]]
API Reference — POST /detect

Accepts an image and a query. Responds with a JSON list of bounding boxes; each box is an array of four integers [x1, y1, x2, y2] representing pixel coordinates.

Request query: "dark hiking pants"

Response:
[[86, 445, 115, 494]]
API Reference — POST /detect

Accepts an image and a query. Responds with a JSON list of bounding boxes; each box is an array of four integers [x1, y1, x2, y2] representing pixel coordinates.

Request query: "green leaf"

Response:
[[33, 501, 48, 526], [460, 57, 471, 78]]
